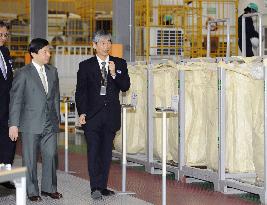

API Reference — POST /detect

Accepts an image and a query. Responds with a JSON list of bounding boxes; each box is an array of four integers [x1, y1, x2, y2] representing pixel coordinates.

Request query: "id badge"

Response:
[[100, 85, 106, 95]]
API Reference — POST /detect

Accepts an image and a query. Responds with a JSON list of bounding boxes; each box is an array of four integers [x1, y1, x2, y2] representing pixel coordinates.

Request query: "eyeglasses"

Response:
[[0, 33, 9, 38]]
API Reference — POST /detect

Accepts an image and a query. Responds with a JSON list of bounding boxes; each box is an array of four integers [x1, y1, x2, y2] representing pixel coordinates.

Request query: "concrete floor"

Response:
[[0, 132, 261, 205], [0, 156, 152, 205]]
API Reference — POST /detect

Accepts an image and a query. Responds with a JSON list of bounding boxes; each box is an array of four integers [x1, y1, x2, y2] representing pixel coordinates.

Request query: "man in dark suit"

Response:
[[9, 38, 63, 202], [75, 30, 130, 200], [0, 21, 16, 189]]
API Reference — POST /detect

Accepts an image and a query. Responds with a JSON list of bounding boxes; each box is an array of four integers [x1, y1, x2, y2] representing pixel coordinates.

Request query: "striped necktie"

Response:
[[101, 62, 107, 78], [0, 53, 6, 80], [101, 61, 107, 84]]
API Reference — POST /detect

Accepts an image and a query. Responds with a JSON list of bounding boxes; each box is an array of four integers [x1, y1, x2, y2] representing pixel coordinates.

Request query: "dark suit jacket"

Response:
[[75, 55, 130, 131], [238, 14, 259, 57], [0, 46, 13, 124], [9, 63, 60, 134]]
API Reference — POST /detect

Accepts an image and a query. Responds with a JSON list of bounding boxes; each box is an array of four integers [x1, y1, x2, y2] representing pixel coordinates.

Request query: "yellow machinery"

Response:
[[0, 0, 112, 69], [0, 0, 238, 66], [135, 0, 238, 61], [49, 0, 112, 46], [47, 0, 91, 48]]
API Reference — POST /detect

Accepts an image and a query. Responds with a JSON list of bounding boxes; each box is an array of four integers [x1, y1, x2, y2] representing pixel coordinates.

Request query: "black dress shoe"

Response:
[[41, 191, 63, 199], [28, 196, 42, 202], [101, 189, 115, 196], [0, 182, 15, 189], [91, 189, 102, 200]]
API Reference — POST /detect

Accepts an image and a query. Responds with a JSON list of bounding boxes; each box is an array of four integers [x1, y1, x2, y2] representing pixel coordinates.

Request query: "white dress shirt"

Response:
[[96, 55, 116, 79], [32, 60, 48, 92], [96, 55, 109, 73]]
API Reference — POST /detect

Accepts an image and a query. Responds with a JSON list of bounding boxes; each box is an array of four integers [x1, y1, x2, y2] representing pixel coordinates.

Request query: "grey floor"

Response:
[[0, 157, 153, 205]]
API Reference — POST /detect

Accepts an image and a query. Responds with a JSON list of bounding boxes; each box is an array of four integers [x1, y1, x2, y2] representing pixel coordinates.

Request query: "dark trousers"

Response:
[[84, 107, 116, 190], [0, 122, 16, 164]]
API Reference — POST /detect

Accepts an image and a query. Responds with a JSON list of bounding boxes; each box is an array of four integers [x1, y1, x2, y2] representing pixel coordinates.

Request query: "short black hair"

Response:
[[0, 21, 9, 30], [28, 38, 49, 58]]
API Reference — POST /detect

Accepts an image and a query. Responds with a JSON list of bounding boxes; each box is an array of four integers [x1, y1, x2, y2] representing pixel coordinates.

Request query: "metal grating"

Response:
[[156, 29, 183, 56]]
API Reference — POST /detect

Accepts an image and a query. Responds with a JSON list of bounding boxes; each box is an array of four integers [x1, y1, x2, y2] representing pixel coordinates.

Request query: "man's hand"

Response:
[[108, 61, 116, 76], [9, 126, 19, 141], [79, 114, 86, 125]]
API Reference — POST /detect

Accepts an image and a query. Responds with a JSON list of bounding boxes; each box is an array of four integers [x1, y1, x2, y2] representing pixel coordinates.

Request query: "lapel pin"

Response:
[[9, 59, 13, 67]]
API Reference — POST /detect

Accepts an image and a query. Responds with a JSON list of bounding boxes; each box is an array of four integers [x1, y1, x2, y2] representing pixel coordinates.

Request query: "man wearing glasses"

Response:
[[75, 30, 130, 200], [0, 21, 16, 189]]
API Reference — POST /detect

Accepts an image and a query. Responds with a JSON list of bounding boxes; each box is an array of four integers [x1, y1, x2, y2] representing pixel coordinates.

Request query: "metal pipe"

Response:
[[64, 102, 69, 173], [264, 60, 267, 200], [129, 0, 132, 61], [15, 177, 26, 205], [118, 104, 136, 196], [226, 18, 230, 60], [156, 106, 176, 204], [147, 66, 154, 173], [145, 0, 150, 62], [122, 107, 127, 192], [207, 23, 211, 58], [178, 70, 185, 175], [218, 66, 226, 192], [259, 14, 262, 56], [242, 16, 246, 57], [208, 19, 229, 23], [206, 18, 230, 58], [162, 111, 167, 205]]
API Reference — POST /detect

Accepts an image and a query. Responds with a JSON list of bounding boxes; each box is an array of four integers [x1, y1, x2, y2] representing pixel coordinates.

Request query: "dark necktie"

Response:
[[101, 62, 107, 85]]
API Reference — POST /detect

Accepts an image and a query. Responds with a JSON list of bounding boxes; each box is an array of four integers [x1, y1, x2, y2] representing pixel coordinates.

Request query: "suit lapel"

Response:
[[0, 49, 7, 80], [0, 47, 13, 81], [28, 63, 47, 96], [45, 65, 53, 97], [92, 56, 102, 85], [108, 56, 116, 83]]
